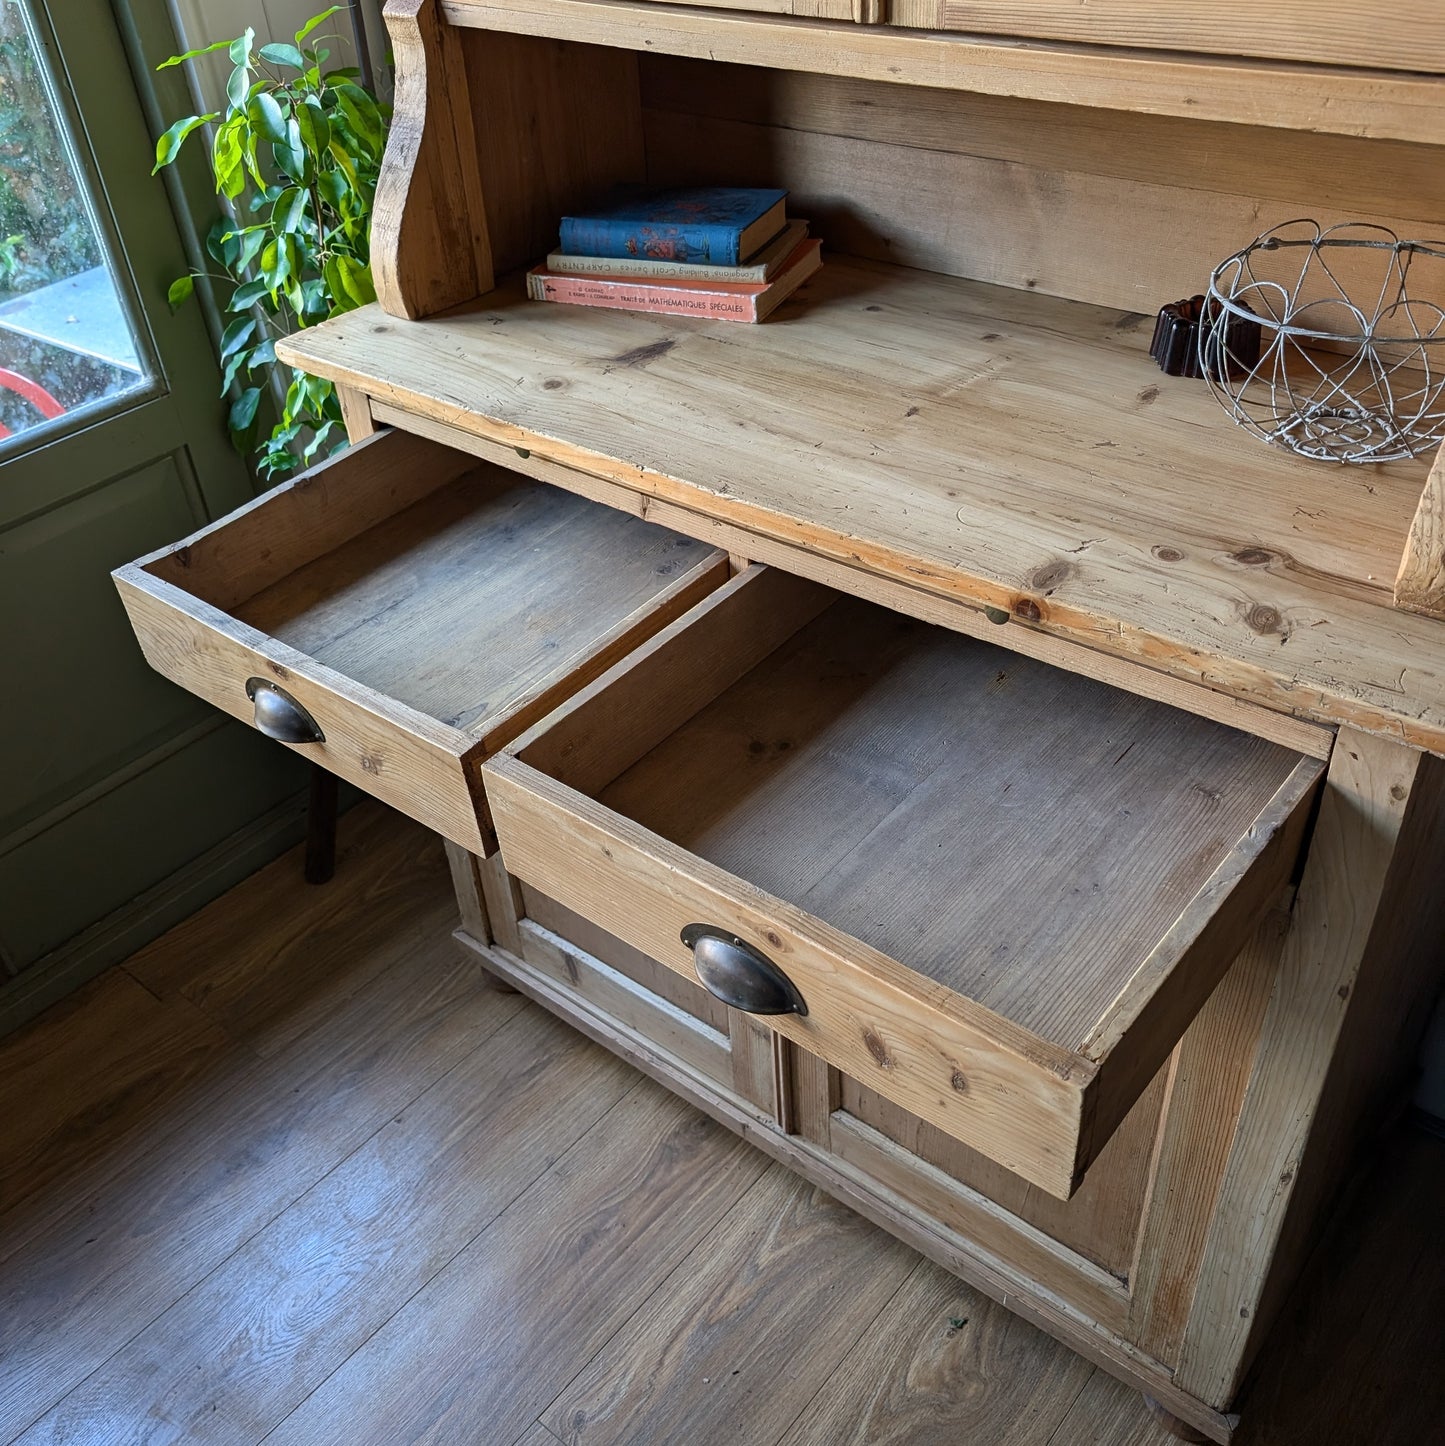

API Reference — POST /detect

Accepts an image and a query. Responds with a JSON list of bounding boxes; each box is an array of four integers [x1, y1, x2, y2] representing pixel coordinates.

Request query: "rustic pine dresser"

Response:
[[114, 2, 1445, 1438]]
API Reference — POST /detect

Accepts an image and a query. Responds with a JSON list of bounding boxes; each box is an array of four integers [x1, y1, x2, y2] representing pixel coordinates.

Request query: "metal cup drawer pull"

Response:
[[681, 924, 808, 1016], [245, 678, 325, 745]]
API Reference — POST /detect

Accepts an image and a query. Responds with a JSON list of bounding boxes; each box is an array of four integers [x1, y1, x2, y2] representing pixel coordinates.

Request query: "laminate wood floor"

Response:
[[2, 803, 1441, 1446]]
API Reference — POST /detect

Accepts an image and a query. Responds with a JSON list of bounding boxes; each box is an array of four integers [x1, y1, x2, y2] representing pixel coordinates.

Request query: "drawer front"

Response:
[[114, 428, 729, 855], [885, 0, 1440, 72], [116, 568, 492, 852], [486, 754, 1089, 1193], [484, 565, 1325, 1198]]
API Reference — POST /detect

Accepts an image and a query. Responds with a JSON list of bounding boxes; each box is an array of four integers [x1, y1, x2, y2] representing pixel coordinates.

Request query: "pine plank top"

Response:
[[277, 257, 1445, 754]]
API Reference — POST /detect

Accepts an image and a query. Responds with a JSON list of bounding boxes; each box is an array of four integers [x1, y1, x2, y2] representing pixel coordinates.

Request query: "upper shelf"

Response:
[[440, 0, 1445, 144], [279, 255, 1445, 754]]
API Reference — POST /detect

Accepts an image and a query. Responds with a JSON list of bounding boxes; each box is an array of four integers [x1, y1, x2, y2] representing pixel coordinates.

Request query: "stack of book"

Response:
[[526, 186, 822, 323]]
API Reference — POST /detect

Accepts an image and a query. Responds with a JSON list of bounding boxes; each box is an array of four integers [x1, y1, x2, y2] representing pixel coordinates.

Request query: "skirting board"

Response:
[[0, 789, 316, 1039]]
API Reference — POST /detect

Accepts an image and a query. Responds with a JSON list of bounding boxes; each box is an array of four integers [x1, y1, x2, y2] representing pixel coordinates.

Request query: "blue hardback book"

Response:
[[558, 187, 789, 267]]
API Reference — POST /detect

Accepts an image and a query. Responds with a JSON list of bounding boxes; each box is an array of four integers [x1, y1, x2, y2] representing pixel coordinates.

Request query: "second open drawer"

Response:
[[484, 565, 1328, 1198]]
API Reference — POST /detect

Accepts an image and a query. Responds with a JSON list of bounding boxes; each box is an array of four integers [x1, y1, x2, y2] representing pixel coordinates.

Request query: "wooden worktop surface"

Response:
[[279, 256, 1445, 754]]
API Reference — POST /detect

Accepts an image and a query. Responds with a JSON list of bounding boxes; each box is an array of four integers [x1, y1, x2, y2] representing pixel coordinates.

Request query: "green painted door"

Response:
[[0, 0, 305, 1028]]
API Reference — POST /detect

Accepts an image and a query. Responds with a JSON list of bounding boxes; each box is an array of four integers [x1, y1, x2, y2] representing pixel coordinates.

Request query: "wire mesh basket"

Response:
[[1203, 220, 1445, 464]]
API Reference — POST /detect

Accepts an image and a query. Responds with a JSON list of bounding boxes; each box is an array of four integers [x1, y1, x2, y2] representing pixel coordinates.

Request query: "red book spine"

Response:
[[527, 271, 767, 321]]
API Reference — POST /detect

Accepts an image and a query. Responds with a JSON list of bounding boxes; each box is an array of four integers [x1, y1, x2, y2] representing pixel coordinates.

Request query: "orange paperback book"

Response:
[[526, 239, 823, 322]]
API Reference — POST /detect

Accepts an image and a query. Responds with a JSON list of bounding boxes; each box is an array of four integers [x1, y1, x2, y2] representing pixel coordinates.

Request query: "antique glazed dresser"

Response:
[[114, 2, 1445, 1439]]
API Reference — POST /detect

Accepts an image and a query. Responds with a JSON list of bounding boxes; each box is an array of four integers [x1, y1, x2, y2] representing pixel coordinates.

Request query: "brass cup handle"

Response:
[[245, 678, 325, 745], [681, 924, 807, 1017]]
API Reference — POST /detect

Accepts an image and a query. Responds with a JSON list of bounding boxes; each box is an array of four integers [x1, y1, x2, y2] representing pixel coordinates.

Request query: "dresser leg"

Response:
[[304, 765, 338, 885], [1143, 1395, 1212, 1442]]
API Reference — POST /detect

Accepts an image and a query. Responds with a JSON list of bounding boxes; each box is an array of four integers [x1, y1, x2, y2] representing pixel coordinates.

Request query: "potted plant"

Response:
[[152, 6, 389, 478]]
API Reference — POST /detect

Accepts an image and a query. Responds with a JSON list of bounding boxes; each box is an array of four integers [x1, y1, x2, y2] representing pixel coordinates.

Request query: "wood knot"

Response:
[[542, 377, 565, 390], [1152, 545, 1184, 563], [1136, 385, 1160, 405], [984, 606, 1010, 625], [1231, 547, 1274, 566], [267, 661, 290, 679], [949, 1069, 969, 1094], [359, 754, 381, 775], [1029, 561, 1073, 593], [1390, 784, 1408, 801], [1013, 597, 1043, 623], [764, 930, 783, 949], [862, 1028, 894, 1071], [1244, 603, 1283, 635], [609, 338, 675, 368]]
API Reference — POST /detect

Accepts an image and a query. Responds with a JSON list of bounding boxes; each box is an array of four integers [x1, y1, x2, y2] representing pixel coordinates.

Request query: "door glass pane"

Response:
[[0, 0, 152, 454]]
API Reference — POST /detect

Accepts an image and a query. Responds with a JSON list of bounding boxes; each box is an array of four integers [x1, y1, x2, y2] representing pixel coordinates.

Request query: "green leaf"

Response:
[[326, 135, 358, 188], [157, 38, 231, 70], [250, 337, 276, 367], [206, 216, 240, 269], [152, 113, 215, 173], [236, 226, 268, 272], [247, 91, 288, 144], [273, 186, 308, 234], [219, 346, 249, 394], [228, 27, 255, 69], [227, 277, 269, 311], [225, 62, 249, 112], [324, 254, 375, 316], [212, 114, 246, 199], [336, 256, 375, 308], [259, 42, 306, 68], [295, 95, 330, 158], [317, 168, 348, 213], [272, 117, 308, 183], [296, 7, 344, 46], [229, 386, 262, 431], [243, 131, 265, 190], [220, 315, 256, 359], [334, 82, 384, 153], [304, 419, 338, 463], [260, 235, 294, 301], [167, 274, 195, 308]]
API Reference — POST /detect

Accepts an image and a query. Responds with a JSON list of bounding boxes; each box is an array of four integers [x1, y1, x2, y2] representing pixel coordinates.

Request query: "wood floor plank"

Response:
[[511, 1425, 567, 1446], [0, 942, 526, 1442], [777, 1258, 1097, 1446], [0, 805, 460, 1263], [542, 1163, 918, 1446], [0, 967, 229, 1225], [124, 804, 451, 1058], [11, 1007, 637, 1446], [262, 1085, 771, 1446], [1045, 1371, 1173, 1445]]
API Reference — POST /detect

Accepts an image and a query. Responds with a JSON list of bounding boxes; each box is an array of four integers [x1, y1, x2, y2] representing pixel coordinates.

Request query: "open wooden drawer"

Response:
[[113, 428, 728, 854], [484, 566, 1329, 1198]]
